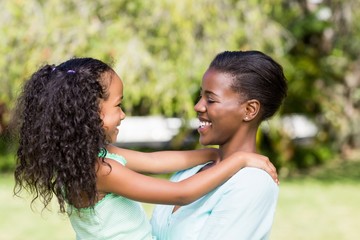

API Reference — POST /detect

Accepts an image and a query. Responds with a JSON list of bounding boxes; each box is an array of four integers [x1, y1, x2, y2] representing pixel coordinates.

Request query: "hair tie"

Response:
[[67, 70, 76, 74]]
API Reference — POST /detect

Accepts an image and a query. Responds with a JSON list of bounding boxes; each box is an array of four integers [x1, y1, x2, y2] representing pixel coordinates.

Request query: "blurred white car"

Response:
[[115, 114, 318, 148]]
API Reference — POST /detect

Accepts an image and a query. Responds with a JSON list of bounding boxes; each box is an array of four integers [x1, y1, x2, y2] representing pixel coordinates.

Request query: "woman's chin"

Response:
[[199, 138, 210, 146]]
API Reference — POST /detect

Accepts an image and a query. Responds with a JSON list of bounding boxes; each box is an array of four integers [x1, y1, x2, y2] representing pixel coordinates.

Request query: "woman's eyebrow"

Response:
[[204, 89, 219, 97]]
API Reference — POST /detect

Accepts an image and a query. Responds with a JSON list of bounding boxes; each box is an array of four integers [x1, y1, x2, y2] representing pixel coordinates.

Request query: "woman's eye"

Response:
[[207, 99, 215, 104]]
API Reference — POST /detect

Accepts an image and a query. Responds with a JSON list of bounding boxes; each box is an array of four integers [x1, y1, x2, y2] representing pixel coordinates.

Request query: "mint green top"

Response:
[[68, 151, 153, 240]]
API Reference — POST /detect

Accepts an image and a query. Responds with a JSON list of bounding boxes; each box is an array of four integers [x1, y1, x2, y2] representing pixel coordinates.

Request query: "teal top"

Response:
[[151, 166, 279, 240], [68, 150, 153, 240]]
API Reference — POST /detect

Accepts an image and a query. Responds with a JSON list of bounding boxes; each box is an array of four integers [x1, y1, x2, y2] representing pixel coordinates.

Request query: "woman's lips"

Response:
[[198, 120, 212, 133]]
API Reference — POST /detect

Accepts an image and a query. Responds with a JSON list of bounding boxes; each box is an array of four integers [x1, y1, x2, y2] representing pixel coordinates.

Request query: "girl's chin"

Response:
[[109, 131, 119, 143]]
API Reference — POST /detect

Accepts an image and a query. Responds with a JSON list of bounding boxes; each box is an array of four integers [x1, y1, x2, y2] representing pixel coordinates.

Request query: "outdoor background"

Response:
[[1, 0, 359, 239]]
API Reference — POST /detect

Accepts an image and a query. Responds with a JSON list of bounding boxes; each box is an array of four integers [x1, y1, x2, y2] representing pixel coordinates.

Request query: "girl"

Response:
[[14, 57, 277, 239]]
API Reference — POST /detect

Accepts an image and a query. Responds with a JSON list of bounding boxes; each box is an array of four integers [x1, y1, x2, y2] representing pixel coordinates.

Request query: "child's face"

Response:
[[100, 72, 126, 143]]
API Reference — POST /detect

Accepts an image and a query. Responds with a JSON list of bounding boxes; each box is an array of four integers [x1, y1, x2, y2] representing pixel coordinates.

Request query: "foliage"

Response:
[[1, 0, 360, 172]]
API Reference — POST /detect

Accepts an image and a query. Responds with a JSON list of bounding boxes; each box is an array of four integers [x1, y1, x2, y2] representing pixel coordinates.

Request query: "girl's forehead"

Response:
[[109, 73, 124, 92]]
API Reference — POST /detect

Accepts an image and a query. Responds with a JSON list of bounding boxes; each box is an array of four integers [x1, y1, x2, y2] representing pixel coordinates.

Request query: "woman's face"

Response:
[[99, 72, 126, 143], [194, 68, 246, 147]]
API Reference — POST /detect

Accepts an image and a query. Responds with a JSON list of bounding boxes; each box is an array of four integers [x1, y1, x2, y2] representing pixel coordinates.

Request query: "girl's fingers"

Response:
[[265, 161, 279, 185]]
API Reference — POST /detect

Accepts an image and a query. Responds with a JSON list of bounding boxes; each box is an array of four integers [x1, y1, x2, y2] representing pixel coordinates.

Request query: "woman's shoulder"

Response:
[[171, 163, 211, 181], [226, 167, 278, 191]]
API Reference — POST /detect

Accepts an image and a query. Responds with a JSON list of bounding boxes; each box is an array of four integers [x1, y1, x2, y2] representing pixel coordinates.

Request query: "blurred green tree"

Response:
[[1, 0, 359, 172]]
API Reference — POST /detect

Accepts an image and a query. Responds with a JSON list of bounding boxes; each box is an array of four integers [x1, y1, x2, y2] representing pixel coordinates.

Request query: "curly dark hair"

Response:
[[14, 58, 113, 213]]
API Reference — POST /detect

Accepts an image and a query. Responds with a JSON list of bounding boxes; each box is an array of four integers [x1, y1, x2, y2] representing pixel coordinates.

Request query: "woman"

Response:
[[151, 50, 288, 240]]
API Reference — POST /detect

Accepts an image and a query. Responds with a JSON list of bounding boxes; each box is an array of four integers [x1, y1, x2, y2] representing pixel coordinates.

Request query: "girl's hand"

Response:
[[232, 151, 279, 185]]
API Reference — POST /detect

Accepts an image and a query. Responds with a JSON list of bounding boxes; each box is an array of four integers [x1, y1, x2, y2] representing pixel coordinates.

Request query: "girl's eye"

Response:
[[207, 99, 215, 104], [117, 103, 122, 108]]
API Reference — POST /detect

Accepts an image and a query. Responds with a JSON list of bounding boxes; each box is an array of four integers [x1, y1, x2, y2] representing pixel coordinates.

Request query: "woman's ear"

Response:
[[243, 99, 260, 121]]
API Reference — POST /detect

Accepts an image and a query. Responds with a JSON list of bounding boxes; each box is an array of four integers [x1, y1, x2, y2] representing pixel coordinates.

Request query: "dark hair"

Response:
[[14, 58, 113, 213], [209, 50, 287, 121]]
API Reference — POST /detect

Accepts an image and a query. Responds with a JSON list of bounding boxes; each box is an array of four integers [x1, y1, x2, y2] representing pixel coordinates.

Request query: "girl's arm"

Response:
[[96, 151, 278, 206], [106, 144, 219, 174]]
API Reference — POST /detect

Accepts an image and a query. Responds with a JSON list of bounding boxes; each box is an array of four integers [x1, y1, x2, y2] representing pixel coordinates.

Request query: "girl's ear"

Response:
[[243, 99, 260, 121]]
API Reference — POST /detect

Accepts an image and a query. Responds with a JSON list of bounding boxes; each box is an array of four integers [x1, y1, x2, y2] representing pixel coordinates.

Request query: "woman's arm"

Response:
[[106, 144, 219, 174], [96, 151, 278, 205]]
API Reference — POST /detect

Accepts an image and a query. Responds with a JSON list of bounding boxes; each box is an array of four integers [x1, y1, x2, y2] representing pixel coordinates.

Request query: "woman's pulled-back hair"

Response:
[[209, 50, 287, 121], [14, 57, 113, 213]]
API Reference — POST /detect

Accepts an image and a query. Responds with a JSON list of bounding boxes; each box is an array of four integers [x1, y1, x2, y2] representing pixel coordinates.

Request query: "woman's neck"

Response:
[[219, 133, 258, 160]]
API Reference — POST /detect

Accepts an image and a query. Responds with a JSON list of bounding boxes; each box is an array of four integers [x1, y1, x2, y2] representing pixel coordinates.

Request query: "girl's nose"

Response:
[[120, 109, 126, 120]]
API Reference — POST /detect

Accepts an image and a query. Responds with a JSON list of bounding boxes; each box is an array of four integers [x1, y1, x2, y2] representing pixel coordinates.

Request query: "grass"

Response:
[[1, 159, 360, 240], [272, 181, 360, 239], [272, 158, 360, 239], [0, 175, 74, 240]]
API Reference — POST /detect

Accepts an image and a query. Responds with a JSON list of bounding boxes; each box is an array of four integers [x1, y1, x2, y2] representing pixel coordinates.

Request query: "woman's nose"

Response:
[[194, 98, 206, 112]]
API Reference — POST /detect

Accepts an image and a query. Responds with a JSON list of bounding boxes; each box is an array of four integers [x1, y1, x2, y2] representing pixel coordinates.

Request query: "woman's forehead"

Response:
[[202, 69, 233, 90]]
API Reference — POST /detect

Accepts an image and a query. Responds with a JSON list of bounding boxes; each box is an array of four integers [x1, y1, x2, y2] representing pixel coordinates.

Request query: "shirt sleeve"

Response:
[[198, 168, 279, 240]]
